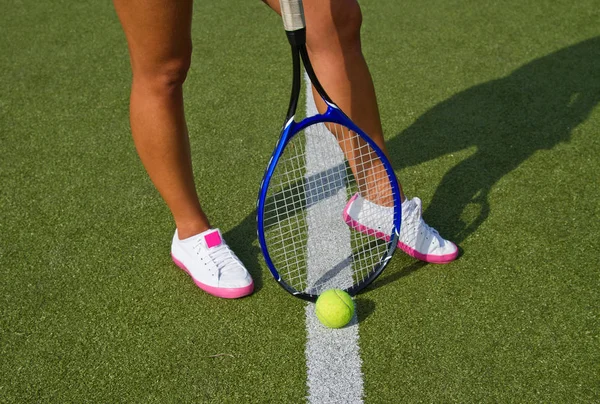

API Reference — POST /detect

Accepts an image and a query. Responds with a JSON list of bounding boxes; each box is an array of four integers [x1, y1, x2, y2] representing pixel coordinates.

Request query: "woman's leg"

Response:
[[113, 0, 209, 239], [263, 0, 458, 263], [113, 0, 254, 296], [263, 0, 404, 200]]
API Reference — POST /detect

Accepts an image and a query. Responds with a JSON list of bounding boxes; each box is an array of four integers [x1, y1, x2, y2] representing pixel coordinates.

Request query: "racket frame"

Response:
[[256, 6, 402, 302]]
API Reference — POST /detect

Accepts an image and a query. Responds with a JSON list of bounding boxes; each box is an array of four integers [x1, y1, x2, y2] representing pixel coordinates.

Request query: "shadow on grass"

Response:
[[227, 36, 600, 294], [223, 212, 265, 294], [387, 36, 600, 244], [355, 296, 376, 323], [368, 260, 429, 292]]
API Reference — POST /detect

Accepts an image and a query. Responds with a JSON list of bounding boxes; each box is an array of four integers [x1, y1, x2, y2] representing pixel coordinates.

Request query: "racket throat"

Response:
[[298, 46, 333, 105], [285, 45, 303, 122], [285, 46, 334, 124]]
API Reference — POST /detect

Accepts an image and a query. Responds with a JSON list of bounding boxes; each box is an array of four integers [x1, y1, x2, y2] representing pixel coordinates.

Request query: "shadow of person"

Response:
[[388, 36, 600, 244]]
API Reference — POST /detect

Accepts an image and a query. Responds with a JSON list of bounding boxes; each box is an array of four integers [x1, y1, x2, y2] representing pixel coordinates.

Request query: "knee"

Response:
[[132, 50, 192, 96], [307, 0, 363, 53]]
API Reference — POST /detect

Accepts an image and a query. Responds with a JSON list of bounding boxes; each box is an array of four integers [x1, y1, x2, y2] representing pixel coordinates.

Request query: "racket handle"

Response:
[[279, 0, 305, 32]]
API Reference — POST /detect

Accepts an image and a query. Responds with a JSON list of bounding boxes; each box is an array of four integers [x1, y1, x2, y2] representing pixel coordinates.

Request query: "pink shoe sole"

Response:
[[171, 254, 254, 299], [397, 242, 458, 264]]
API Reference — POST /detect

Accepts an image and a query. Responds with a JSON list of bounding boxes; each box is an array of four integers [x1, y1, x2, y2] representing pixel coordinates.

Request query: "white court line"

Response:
[[304, 73, 364, 404]]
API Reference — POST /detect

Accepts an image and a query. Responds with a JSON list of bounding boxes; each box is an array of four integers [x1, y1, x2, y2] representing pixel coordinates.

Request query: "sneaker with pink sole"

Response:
[[171, 228, 254, 298], [343, 193, 458, 264]]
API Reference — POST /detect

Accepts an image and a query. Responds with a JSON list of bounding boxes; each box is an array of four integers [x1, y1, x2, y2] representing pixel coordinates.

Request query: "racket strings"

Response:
[[266, 146, 309, 290], [263, 121, 398, 295], [327, 122, 394, 208]]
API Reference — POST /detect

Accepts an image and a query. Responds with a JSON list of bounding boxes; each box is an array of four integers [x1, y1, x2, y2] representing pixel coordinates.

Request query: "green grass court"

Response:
[[1, 0, 599, 402]]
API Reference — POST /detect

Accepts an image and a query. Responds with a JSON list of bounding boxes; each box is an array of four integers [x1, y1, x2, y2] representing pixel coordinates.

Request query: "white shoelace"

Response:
[[402, 202, 440, 241], [212, 245, 237, 271], [193, 242, 240, 276], [419, 218, 439, 236]]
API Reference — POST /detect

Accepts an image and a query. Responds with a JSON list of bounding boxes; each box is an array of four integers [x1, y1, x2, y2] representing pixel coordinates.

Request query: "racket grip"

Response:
[[279, 0, 305, 32]]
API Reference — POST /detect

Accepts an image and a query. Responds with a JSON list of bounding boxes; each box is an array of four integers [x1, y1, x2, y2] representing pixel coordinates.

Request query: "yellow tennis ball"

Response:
[[315, 289, 355, 328]]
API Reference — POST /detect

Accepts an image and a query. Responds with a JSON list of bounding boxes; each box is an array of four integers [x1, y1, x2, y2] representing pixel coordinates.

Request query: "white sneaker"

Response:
[[171, 228, 254, 298], [398, 197, 458, 264], [343, 193, 458, 264]]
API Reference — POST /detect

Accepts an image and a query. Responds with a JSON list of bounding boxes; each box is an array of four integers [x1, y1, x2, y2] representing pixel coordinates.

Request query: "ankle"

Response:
[[176, 221, 211, 240]]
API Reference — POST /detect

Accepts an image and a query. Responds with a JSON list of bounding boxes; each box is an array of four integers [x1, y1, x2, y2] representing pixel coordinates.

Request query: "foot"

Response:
[[398, 197, 458, 264], [343, 193, 458, 264], [171, 228, 254, 298]]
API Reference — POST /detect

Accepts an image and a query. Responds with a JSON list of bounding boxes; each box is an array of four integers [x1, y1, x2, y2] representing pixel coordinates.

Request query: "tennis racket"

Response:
[[256, 0, 402, 302]]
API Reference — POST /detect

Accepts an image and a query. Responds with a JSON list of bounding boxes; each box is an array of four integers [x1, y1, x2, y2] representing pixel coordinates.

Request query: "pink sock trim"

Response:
[[171, 254, 254, 298]]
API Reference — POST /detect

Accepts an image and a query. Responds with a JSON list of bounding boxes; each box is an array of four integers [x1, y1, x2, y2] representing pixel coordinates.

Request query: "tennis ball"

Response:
[[315, 289, 355, 328]]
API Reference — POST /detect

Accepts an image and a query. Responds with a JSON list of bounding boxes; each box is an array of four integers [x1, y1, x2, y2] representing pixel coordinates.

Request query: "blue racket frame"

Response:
[[257, 99, 402, 301], [256, 26, 401, 301]]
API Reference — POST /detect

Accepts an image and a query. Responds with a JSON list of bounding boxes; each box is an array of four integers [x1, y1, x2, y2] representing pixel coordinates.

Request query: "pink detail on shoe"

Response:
[[204, 230, 222, 248], [171, 254, 254, 299], [397, 241, 458, 264]]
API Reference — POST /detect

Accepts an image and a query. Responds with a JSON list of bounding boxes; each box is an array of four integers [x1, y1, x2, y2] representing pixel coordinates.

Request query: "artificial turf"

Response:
[[1, 0, 598, 402]]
